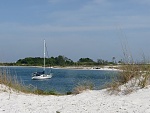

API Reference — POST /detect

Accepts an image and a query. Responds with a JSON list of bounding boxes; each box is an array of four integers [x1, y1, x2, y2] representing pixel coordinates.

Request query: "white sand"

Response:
[[53, 66, 120, 71], [0, 84, 150, 113]]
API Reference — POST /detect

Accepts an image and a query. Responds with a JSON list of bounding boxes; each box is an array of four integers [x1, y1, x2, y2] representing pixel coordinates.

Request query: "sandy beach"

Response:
[[0, 84, 150, 113], [52, 66, 120, 71]]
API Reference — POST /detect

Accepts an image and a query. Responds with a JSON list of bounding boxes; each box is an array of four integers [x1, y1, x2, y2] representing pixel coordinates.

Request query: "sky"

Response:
[[0, 0, 150, 62]]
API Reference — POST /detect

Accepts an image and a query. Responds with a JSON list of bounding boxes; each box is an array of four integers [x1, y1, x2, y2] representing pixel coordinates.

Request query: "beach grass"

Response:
[[107, 62, 150, 95], [106, 40, 150, 94], [0, 66, 94, 95], [0, 67, 32, 94], [0, 67, 59, 95], [72, 81, 94, 94], [1, 62, 150, 96]]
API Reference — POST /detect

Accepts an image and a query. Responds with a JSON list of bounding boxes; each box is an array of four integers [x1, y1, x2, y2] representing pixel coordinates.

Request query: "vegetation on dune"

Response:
[[0, 67, 31, 94], [0, 67, 94, 95], [1, 62, 150, 95], [72, 81, 94, 94], [107, 63, 150, 95], [107, 49, 150, 95], [0, 67, 59, 95]]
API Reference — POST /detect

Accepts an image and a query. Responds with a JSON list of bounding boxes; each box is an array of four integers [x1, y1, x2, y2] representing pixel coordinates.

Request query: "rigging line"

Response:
[[45, 42, 52, 73], [45, 43, 50, 59]]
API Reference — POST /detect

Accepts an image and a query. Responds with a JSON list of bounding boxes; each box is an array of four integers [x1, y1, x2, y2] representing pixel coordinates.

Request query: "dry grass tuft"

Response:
[[107, 63, 150, 95], [0, 67, 32, 94], [107, 39, 150, 95], [72, 81, 94, 94], [0, 67, 60, 95]]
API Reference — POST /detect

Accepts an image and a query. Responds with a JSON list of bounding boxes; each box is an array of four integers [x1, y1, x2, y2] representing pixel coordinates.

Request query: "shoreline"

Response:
[[52, 66, 120, 71], [0, 65, 120, 71]]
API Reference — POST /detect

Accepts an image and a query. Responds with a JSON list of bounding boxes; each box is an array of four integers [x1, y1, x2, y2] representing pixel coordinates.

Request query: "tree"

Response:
[[78, 58, 94, 63], [64, 57, 74, 66], [78, 58, 95, 65], [55, 55, 65, 66], [48, 57, 56, 66]]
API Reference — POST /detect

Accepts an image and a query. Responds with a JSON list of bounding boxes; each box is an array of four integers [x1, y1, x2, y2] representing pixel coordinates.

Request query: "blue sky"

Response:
[[0, 0, 150, 62]]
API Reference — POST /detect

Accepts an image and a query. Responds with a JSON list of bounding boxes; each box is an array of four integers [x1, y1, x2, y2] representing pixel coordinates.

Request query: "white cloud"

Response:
[[0, 22, 113, 33], [1, 0, 150, 34], [1, 14, 150, 34], [17, 24, 116, 32]]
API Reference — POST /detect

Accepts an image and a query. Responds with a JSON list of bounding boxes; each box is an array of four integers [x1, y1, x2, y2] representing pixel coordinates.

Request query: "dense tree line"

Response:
[[16, 55, 74, 66], [0, 56, 146, 66], [15, 55, 117, 66]]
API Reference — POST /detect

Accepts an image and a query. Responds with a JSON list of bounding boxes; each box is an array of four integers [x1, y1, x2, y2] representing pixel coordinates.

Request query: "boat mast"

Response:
[[44, 40, 46, 73]]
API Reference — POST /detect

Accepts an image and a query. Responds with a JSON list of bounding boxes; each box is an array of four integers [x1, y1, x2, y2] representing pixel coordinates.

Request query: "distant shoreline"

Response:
[[52, 66, 120, 71], [0, 65, 120, 71]]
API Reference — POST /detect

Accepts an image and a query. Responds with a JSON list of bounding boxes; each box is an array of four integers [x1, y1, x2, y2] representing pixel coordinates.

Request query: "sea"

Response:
[[1, 66, 119, 94]]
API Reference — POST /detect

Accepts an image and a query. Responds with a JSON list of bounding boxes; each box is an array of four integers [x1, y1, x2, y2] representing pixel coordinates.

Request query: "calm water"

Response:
[[1, 66, 118, 94]]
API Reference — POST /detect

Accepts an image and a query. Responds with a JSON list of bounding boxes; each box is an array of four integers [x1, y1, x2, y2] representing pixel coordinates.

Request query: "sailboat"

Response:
[[32, 40, 52, 80]]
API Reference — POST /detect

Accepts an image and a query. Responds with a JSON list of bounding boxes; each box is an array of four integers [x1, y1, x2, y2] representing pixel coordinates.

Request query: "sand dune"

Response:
[[0, 84, 150, 113]]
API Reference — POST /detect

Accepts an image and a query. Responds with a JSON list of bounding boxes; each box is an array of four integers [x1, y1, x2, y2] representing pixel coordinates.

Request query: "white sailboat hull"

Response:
[[32, 74, 52, 80], [31, 40, 53, 80]]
